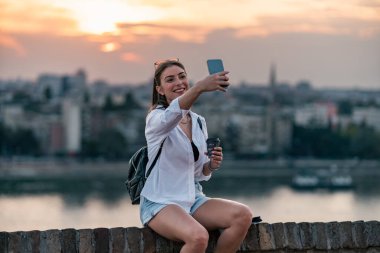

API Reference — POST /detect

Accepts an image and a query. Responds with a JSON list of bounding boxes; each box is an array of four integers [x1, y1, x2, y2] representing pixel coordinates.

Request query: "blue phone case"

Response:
[[207, 59, 224, 74]]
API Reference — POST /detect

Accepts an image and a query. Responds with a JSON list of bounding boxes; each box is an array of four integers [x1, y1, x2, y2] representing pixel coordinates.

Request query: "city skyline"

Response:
[[1, 0, 379, 88]]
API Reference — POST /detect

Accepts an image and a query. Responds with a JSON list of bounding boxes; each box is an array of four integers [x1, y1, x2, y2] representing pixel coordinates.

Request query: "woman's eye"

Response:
[[179, 74, 186, 79]]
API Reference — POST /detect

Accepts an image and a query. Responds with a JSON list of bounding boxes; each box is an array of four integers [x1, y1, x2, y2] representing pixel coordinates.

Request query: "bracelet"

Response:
[[207, 161, 219, 172]]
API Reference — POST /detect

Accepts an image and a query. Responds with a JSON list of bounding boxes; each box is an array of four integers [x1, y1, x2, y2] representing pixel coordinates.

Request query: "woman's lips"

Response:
[[174, 88, 185, 93]]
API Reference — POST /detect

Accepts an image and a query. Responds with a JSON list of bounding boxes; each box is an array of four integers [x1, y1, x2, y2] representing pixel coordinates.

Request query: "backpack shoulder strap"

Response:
[[146, 116, 203, 178], [197, 117, 203, 131], [145, 139, 165, 178]]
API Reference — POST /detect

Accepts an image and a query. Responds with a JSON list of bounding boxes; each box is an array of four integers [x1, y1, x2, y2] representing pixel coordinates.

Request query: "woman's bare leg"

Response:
[[148, 204, 209, 253], [192, 198, 252, 253]]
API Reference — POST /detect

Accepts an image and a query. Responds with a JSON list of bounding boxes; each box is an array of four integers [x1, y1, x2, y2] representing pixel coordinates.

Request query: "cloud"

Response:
[[0, 0, 78, 35], [358, 0, 380, 8], [128, 0, 175, 8], [235, 13, 380, 38], [1, 29, 379, 89], [116, 23, 212, 43], [0, 34, 27, 56], [121, 52, 144, 63]]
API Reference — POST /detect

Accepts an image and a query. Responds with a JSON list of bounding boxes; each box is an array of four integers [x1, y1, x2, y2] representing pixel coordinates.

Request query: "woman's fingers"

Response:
[[211, 147, 223, 162]]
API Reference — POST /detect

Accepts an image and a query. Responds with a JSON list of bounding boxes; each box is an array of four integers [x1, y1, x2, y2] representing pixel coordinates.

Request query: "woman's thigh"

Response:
[[148, 204, 208, 242], [192, 198, 253, 231]]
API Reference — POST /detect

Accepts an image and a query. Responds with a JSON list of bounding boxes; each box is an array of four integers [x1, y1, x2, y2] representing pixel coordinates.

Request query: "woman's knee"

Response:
[[186, 225, 209, 248], [234, 204, 253, 228]]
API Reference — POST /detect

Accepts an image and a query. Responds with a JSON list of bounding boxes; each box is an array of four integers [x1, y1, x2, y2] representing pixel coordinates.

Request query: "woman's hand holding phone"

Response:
[[207, 59, 230, 89]]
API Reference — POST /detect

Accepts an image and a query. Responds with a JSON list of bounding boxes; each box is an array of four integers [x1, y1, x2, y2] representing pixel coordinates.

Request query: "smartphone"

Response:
[[207, 59, 229, 88], [207, 59, 224, 75]]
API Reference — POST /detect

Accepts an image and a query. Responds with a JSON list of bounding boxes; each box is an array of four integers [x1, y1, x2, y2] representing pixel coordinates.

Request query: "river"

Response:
[[1, 170, 380, 232]]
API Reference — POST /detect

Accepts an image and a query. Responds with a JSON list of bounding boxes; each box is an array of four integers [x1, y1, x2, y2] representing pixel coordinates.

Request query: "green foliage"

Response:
[[44, 87, 52, 101], [102, 92, 141, 112], [224, 121, 240, 152], [103, 94, 115, 111], [338, 100, 353, 115], [0, 122, 41, 156], [81, 128, 128, 160], [290, 124, 380, 159], [12, 91, 32, 103], [122, 92, 142, 109]]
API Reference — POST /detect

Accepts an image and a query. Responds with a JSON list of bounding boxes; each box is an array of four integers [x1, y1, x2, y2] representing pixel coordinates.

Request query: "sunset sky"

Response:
[[1, 0, 379, 88]]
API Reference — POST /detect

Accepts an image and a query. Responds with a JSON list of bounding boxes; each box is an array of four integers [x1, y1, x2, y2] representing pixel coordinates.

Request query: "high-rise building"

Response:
[[63, 99, 81, 154]]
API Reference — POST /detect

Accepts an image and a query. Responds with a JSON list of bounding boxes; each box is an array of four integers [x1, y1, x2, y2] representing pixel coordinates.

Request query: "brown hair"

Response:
[[150, 60, 186, 111]]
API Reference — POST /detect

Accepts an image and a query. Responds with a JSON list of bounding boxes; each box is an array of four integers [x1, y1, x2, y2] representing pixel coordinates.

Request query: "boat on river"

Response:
[[292, 165, 354, 190]]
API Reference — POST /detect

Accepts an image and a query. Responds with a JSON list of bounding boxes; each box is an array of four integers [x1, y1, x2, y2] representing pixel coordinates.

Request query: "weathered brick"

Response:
[[110, 227, 126, 253], [126, 227, 141, 253], [62, 228, 77, 253], [156, 234, 171, 253], [94, 228, 109, 253], [339, 221, 353, 248], [0, 232, 9, 253], [366, 248, 380, 253], [78, 229, 95, 253], [313, 222, 328, 250], [365, 221, 380, 247], [239, 224, 260, 252], [8, 232, 22, 253], [26, 230, 40, 253], [2, 221, 379, 253], [258, 223, 275, 250], [299, 222, 314, 249], [40, 229, 61, 253], [284, 222, 302, 250], [352, 221, 367, 248], [327, 222, 341, 250], [142, 227, 156, 253], [272, 223, 287, 249]]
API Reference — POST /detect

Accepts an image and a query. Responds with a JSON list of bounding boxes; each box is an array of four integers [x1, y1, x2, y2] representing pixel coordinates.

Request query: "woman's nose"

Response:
[[174, 78, 184, 86]]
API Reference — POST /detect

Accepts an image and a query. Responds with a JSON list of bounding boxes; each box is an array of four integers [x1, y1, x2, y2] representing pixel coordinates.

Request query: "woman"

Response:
[[140, 59, 253, 253]]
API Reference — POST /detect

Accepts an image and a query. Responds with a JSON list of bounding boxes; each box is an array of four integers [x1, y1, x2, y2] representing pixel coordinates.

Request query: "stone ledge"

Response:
[[0, 221, 379, 252]]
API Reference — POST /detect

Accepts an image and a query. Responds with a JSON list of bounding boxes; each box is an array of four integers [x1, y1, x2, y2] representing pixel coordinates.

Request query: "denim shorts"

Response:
[[140, 182, 209, 226]]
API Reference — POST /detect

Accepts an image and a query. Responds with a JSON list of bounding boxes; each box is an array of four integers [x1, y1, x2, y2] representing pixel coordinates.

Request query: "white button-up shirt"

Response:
[[141, 97, 211, 211]]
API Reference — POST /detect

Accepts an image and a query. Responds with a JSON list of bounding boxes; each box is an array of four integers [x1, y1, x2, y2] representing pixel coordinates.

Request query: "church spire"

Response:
[[270, 63, 276, 89]]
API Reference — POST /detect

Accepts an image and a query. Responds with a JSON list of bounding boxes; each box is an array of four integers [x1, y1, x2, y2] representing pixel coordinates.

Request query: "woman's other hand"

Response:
[[209, 146, 223, 170]]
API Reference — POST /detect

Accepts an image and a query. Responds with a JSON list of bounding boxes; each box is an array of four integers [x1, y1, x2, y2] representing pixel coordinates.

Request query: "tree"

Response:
[[83, 91, 90, 104], [290, 125, 349, 158], [338, 100, 353, 115], [44, 87, 52, 101], [97, 129, 128, 159], [224, 120, 240, 152], [3, 128, 41, 156], [123, 92, 142, 110], [103, 94, 115, 111]]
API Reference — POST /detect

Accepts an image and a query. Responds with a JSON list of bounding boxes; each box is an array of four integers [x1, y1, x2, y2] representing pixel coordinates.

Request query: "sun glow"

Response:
[[100, 42, 120, 52], [50, 0, 165, 35]]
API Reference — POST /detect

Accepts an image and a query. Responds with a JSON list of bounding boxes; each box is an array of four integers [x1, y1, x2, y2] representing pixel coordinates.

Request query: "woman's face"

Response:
[[156, 65, 189, 104]]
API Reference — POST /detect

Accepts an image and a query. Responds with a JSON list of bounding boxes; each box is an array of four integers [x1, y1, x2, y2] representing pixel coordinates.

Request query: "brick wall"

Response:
[[1, 221, 379, 252]]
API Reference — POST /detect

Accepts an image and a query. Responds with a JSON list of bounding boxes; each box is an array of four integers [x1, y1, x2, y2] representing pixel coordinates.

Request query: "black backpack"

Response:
[[125, 141, 164, 205], [125, 117, 203, 205]]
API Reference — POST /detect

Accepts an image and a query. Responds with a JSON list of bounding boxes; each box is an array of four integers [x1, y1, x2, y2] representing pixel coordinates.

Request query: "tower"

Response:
[[268, 63, 278, 157]]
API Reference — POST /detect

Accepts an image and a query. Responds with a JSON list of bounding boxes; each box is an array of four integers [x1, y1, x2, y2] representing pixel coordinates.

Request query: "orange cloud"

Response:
[[121, 52, 143, 63], [0, 34, 26, 56], [117, 23, 212, 43], [0, 1, 78, 35], [235, 13, 380, 38]]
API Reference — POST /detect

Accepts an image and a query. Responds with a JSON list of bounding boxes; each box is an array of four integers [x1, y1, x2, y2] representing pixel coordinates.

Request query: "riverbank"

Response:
[[0, 158, 379, 179]]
